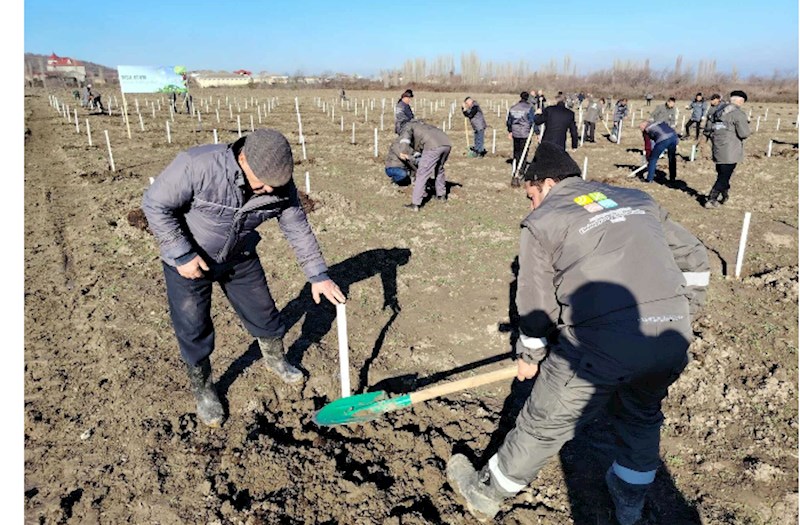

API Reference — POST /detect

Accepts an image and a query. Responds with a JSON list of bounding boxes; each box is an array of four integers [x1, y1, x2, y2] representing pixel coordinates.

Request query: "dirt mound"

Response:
[[126, 208, 150, 232], [745, 265, 799, 299]]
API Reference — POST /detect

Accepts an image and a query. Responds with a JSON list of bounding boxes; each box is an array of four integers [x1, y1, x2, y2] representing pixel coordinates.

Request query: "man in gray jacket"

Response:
[[649, 97, 678, 128], [704, 90, 751, 208], [583, 96, 602, 143], [395, 89, 415, 134], [142, 129, 346, 428], [683, 93, 707, 141], [384, 136, 418, 185], [397, 120, 452, 211], [506, 92, 536, 170], [462, 97, 487, 157], [447, 142, 709, 524]]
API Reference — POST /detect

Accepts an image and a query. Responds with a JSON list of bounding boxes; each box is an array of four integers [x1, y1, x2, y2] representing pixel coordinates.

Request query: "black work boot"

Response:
[[605, 466, 650, 525], [704, 190, 720, 209], [186, 357, 225, 428], [510, 175, 521, 188], [447, 454, 508, 522], [257, 337, 303, 384], [719, 190, 729, 205]]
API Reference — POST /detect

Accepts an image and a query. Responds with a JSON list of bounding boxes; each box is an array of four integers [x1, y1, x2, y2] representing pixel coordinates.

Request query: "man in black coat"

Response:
[[533, 94, 578, 151]]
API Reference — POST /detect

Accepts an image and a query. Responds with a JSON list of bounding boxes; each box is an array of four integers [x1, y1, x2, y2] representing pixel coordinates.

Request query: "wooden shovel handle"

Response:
[[408, 365, 518, 405]]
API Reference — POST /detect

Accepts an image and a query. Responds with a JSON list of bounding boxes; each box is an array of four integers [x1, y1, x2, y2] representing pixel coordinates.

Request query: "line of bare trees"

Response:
[[379, 52, 798, 102]]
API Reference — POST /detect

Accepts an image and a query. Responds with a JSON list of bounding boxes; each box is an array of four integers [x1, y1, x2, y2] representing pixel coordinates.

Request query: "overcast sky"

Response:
[[24, 0, 799, 78]]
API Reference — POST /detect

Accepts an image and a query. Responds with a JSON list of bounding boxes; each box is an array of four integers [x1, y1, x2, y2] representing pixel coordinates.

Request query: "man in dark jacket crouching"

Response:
[[142, 129, 346, 428], [447, 142, 709, 524]]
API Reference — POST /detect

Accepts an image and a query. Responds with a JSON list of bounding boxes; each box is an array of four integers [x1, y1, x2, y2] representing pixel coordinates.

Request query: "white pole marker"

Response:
[[104, 130, 115, 172], [734, 212, 752, 279], [336, 303, 351, 398]]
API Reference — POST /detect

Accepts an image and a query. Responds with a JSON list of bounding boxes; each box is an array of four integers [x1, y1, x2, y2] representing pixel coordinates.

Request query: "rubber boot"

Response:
[[704, 190, 720, 209], [186, 357, 225, 428], [447, 454, 509, 522], [257, 337, 303, 384], [605, 467, 649, 525]]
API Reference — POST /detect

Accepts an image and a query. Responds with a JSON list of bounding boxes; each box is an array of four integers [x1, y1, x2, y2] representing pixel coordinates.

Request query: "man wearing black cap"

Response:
[[142, 129, 346, 428], [698, 93, 722, 154], [704, 90, 751, 208], [506, 91, 536, 184], [447, 142, 709, 524], [395, 89, 415, 134]]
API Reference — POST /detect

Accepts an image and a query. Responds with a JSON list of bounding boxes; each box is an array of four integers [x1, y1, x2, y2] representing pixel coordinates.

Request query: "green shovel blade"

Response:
[[312, 391, 413, 426]]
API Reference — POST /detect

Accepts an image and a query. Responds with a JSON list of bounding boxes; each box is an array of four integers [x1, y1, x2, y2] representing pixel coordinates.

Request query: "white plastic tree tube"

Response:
[[582, 156, 588, 180]]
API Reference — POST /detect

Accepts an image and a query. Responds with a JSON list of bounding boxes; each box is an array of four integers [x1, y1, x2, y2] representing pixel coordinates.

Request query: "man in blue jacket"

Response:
[[639, 120, 679, 183], [142, 129, 346, 428]]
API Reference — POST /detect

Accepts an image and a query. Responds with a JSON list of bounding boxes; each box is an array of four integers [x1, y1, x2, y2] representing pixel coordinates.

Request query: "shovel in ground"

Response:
[[312, 365, 518, 426]]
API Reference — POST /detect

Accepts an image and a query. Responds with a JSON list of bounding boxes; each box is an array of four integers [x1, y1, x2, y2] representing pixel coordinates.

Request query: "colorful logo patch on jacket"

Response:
[[574, 194, 619, 213]]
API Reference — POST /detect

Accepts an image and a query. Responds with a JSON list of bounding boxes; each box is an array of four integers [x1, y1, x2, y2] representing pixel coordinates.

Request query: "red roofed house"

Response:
[[46, 53, 86, 83], [233, 69, 252, 76]]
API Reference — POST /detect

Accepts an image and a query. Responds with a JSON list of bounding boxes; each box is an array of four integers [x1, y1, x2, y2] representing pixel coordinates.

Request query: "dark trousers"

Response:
[[583, 121, 596, 142], [512, 137, 527, 166], [646, 99, 652, 106], [712, 163, 737, 193], [162, 256, 285, 366], [493, 320, 691, 492], [646, 135, 678, 182], [685, 119, 701, 140]]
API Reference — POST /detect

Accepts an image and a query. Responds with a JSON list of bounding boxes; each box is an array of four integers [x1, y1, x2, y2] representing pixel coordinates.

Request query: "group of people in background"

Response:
[[385, 87, 752, 213]]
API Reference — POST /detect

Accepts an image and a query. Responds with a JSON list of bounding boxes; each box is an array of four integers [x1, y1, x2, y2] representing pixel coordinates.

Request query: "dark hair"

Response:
[[526, 171, 580, 189], [668, 97, 676, 102], [464, 97, 471, 102], [520, 91, 530, 101]]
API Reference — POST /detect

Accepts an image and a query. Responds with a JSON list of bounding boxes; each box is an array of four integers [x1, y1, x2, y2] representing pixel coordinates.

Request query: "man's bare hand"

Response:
[[516, 358, 540, 381], [311, 279, 346, 305], [399, 152, 410, 160], [508, 132, 513, 140], [177, 255, 209, 279]]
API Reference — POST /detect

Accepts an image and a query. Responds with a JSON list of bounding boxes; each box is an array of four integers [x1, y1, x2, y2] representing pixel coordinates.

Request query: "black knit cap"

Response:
[[401, 89, 414, 98], [523, 142, 582, 182], [730, 90, 748, 102], [242, 128, 294, 188]]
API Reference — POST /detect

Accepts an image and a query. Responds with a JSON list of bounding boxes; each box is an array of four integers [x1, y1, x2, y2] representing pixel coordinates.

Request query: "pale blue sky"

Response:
[[22, 1, 800, 77]]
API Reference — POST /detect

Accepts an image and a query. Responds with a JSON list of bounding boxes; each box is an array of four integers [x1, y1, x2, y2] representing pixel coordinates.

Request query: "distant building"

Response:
[[254, 73, 289, 85], [46, 52, 86, 83], [195, 73, 253, 88]]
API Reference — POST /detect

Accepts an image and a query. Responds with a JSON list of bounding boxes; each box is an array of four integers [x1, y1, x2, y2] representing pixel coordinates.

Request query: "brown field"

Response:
[[24, 86, 798, 524]]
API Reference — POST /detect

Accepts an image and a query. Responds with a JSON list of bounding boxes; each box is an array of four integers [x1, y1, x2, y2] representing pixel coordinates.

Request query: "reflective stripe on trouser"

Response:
[[412, 145, 450, 205], [494, 321, 690, 492], [162, 256, 285, 366]]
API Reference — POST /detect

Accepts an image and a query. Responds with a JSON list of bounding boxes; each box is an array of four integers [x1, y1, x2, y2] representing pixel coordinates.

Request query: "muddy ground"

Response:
[[24, 87, 798, 524]]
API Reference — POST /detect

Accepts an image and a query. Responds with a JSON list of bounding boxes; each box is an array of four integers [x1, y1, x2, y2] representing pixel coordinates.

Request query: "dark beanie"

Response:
[[523, 142, 582, 182], [730, 90, 748, 102], [242, 128, 294, 187]]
